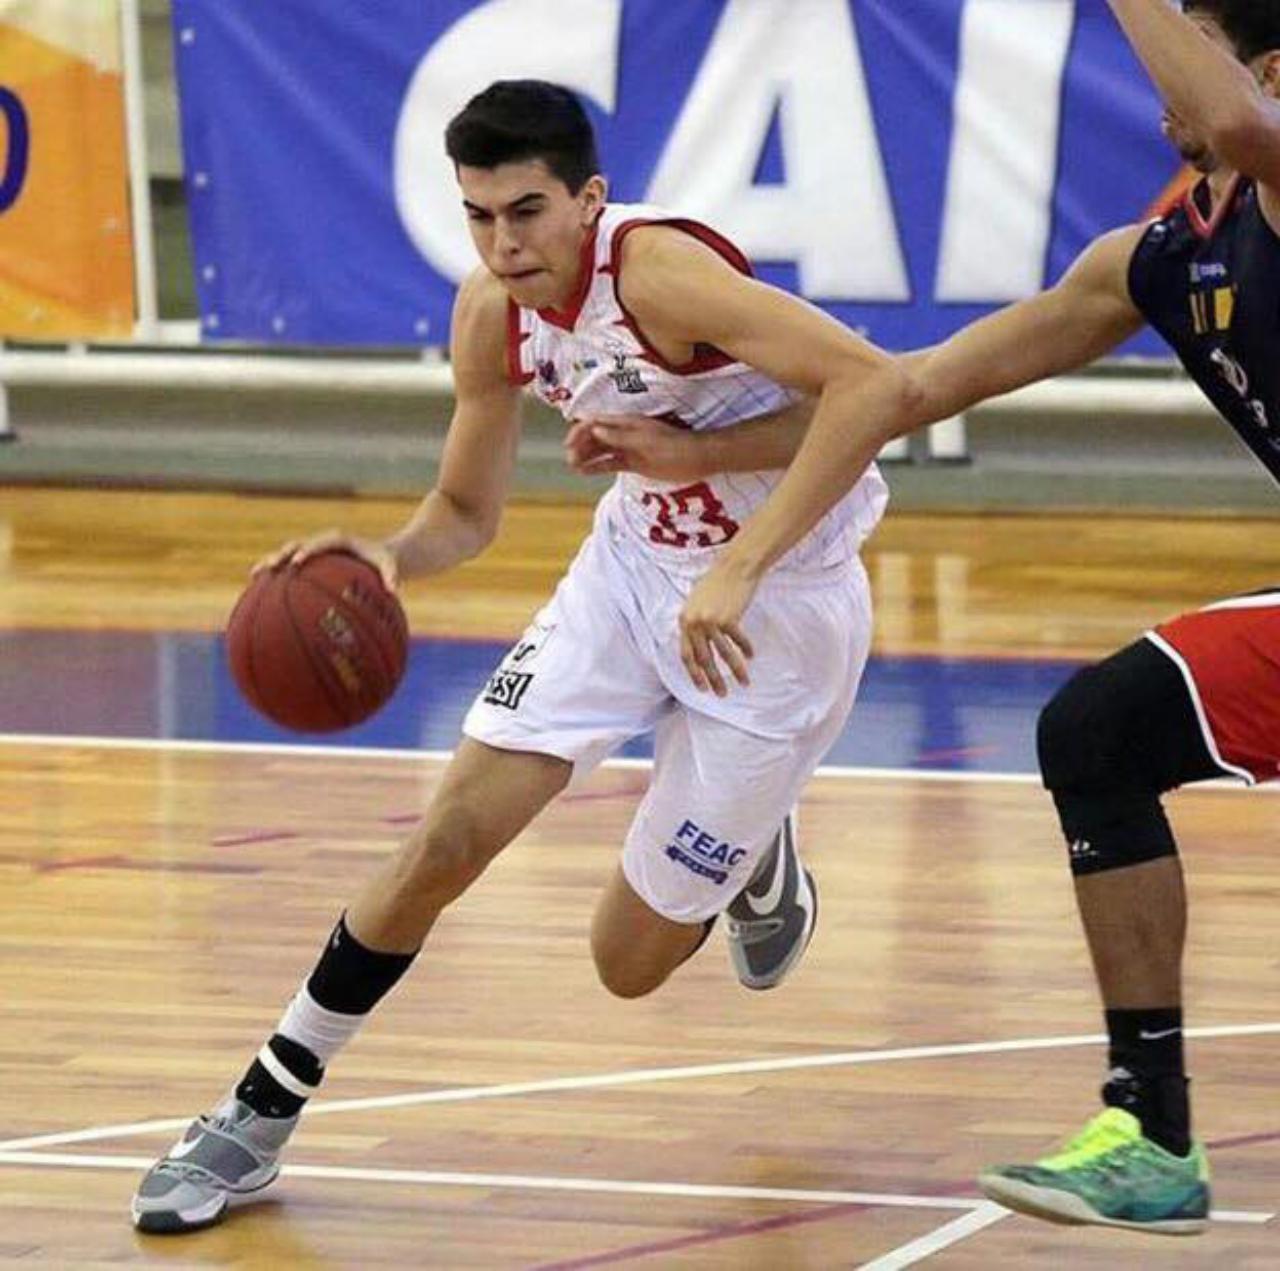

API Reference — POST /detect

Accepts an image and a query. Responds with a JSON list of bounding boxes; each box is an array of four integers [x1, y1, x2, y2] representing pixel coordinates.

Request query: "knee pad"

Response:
[[1037, 668, 1179, 877]]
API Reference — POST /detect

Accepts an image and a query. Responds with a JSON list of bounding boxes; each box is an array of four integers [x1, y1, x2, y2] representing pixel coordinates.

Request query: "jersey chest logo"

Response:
[[535, 358, 572, 405], [608, 352, 649, 395]]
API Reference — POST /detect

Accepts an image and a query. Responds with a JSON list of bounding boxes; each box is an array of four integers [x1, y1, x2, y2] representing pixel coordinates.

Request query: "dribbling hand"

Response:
[[252, 531, 400, 594], [679, 561, 760, 696]]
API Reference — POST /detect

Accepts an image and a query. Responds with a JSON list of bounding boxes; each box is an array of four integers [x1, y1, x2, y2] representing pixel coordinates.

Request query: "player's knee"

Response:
[[590, 925, 670, 999], [1036, 667, 1111, 795], [1037, 671, 1178, 876], [592, 947, 666, 999]]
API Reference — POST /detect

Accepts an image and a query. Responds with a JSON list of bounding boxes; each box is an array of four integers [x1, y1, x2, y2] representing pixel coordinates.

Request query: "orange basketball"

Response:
[[226, 550, 409, 732]]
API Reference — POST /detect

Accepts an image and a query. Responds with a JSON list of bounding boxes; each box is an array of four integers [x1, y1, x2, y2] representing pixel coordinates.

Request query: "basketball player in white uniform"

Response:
[[131, 79, 917, 1233]]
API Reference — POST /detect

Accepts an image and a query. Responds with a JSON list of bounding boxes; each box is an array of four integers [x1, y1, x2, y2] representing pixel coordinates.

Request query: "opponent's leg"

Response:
[[979, 640, 1219, 1235], [132, 740, 570, 1234]]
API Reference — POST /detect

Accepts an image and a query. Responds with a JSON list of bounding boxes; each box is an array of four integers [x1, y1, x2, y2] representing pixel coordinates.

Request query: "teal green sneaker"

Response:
[[978, 1108, 1210, 1236]]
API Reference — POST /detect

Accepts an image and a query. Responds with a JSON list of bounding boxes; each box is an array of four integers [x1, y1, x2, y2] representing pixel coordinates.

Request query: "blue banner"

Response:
[[173, 0, 1179, 352]]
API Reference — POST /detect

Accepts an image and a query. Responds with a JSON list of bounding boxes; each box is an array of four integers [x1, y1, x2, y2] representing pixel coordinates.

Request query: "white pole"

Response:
[[119, 0, 160, 341], [926, 414, 970, 462]]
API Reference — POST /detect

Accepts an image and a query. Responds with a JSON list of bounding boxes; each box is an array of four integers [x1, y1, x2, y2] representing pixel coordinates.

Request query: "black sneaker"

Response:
[[725, 814, 816, 989]]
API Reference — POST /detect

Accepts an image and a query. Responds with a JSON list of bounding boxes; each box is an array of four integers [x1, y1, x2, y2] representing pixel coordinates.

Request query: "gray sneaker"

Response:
[[131, 1096, 297, 1234], [725, 814, 816, 990]]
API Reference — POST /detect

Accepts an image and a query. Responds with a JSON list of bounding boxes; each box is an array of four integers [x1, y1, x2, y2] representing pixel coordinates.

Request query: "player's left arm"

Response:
[[618, 227, 921, 691], [1108, 0, 1280, 205]]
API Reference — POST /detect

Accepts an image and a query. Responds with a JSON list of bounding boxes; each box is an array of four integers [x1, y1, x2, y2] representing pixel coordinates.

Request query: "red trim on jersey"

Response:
[[1182, 173, 1242, 240], [535, 216, 602, 331], [1143, 164, 1196, 220], [609, 217, 754, 376], [506, 298, 533, 387]]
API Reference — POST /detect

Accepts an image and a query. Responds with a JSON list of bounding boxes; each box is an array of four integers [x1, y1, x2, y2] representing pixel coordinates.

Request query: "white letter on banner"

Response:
[[394, 0, 621, 283], [648, 0, 908, 301], [936, 0, 1076, 301]]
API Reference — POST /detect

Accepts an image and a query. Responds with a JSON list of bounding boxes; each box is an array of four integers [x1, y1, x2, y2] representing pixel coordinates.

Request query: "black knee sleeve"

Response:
[[1037, 639, 1216, 876]]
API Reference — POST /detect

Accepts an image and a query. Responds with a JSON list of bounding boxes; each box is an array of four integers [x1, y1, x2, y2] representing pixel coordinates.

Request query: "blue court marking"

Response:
[[0, 630, 1081, 774]]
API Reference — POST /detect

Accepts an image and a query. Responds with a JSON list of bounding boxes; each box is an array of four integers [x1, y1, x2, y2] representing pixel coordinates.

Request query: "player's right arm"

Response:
[[384, 269, 523, 582], [265, 269, 523, 590]]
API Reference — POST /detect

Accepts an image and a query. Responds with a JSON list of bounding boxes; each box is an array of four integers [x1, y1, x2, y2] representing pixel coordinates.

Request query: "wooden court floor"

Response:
[[1, 488, 1278, 1267]]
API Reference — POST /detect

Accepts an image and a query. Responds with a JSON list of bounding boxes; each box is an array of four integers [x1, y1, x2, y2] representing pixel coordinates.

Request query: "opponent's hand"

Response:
[[252, 530, 400, 593], [564, 415, 706, 482], [679, 561, 760, 696]]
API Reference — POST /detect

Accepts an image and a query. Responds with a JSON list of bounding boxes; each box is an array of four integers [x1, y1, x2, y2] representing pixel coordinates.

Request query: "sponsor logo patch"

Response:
[[608, 353, 649, 395], [482, 669, 534, 711], [663, 818, 747, 886]]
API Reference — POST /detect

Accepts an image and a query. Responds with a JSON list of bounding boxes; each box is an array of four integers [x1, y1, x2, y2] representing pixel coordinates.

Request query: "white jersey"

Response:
[[508, 202, 888, 578]]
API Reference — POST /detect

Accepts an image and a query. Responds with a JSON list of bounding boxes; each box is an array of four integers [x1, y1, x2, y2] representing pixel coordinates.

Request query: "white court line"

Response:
[[859, 1203, 1010, 1269], [3, 1023, 1279, 1156], [0, 1152, 974, 1210], [0, 1153, 1271, 1226], [2, 730, 1270, 792], [0, 730, 1037, 784]]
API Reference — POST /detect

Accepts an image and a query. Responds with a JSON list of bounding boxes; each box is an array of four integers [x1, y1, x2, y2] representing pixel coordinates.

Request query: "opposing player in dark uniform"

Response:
[[678, 0, 1280, 1235]]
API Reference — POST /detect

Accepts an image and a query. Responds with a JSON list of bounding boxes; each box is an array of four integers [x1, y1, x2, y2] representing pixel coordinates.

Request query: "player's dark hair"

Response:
[[445, 80, 600, 193], [1183, 0, 1280, 60]]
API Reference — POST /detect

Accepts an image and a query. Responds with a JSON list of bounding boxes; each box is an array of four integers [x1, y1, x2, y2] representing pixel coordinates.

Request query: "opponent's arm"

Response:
[[1107, 0, 1280, 193], [564, 397, 815, 481], [677, 225, 1146, 692], [900, 224, 1147, 424], [273, 270, 523, 589]]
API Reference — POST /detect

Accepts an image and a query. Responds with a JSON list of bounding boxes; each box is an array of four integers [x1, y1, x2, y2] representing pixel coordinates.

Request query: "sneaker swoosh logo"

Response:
[[745, 822, 792, 917], [1138, 1027, 1182, 1041], [167, 1136, 202, 1161]]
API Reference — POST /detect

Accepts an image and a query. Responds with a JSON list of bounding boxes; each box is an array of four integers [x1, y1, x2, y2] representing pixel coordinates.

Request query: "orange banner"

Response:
[[0, 0, 135, 338]]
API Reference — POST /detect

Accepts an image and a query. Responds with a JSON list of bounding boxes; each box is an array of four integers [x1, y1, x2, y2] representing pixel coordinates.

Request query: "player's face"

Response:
[[1161, 13, 1245, 172], [458, 160, 606, 309]]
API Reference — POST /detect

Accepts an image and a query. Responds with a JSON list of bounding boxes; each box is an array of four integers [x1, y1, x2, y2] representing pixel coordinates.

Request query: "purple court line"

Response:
[[526, 1200, 874, 1271], [5, 853, 261, 877], [913, 745, 1000, 765], [1208, 1128, 1280, 1151], [212, 831, 301, 848], [31, 854, 124, 875], [561, 786, 649, 805]]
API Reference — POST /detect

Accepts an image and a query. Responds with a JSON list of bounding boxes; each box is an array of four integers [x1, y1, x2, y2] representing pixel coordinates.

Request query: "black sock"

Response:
[[1102, 1007, 1191, 1156], [307, 914, 418, 1015], [236, 1034, 324, 1119], [236, 915, 418, 1119]]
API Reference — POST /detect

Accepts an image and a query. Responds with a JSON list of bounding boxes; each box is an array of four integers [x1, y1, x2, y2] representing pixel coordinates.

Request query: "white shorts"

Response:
[[463, 515, 871, 922]]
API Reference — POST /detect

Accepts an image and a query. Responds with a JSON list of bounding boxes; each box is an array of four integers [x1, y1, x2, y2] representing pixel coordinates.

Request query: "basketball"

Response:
[[226, 550, 409, 732]]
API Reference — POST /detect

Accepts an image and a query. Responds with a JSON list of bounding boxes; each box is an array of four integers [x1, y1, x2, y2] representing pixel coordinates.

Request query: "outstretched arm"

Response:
[[1107, 0, 1280, 195], [679, 225, 1147, 691]]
